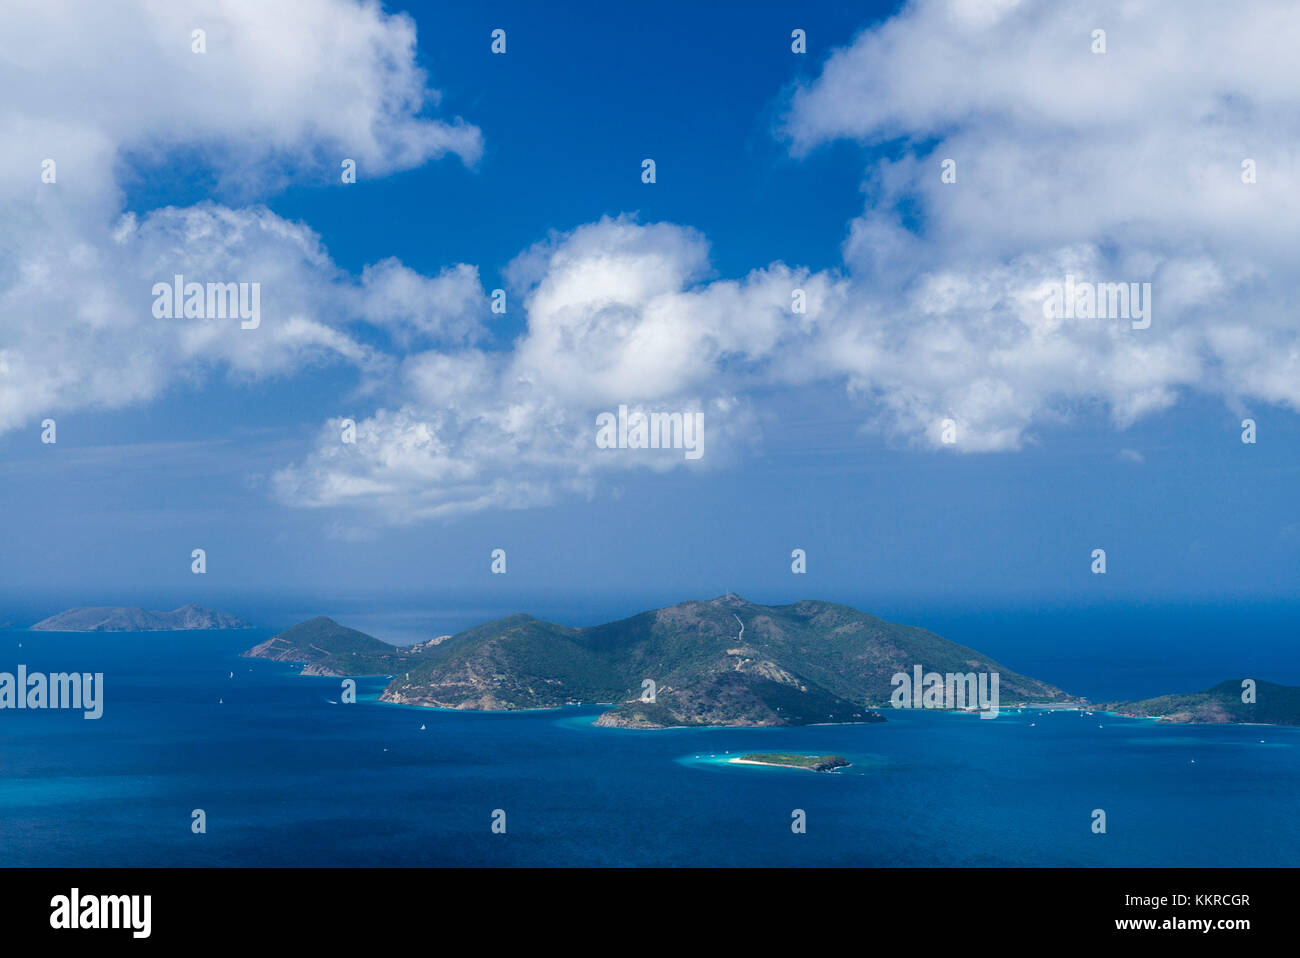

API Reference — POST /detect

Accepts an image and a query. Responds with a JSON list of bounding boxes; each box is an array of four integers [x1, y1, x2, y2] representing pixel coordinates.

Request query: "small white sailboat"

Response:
[[228, 671, 233, 678], [218, 698, 223, 704], [419, 723, 426, 730]]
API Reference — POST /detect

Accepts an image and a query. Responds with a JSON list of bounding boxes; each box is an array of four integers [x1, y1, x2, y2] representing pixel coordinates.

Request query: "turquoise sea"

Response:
[[2, 617, 1298, 867]]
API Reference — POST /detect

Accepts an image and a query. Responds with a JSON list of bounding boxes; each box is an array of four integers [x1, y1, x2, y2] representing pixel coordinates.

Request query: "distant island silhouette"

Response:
[[31, 604, 250, 632]]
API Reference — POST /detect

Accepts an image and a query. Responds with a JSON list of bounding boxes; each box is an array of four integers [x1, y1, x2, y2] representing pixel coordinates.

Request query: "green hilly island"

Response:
[[1098, 679, 1300, 726], [243, 595, 1078, 727], [240, 616, 441, 676]]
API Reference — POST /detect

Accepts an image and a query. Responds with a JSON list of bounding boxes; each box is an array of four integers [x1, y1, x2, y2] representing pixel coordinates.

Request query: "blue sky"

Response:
[[1, 0, 1297, 624]]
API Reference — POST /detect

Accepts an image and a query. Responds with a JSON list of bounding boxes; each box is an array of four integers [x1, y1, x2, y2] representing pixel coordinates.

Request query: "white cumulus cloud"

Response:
[[0, 0, 482, 429], [7, 0, 1299, 523]]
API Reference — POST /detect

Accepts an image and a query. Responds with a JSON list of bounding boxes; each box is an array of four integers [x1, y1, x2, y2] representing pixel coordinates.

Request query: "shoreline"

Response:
[[246, 656, 1300, 730], [727, 757, 852, 771]]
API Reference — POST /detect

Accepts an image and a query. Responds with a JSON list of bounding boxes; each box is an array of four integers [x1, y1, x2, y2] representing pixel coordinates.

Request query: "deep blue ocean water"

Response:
[[2, 620, 1298, 867]]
